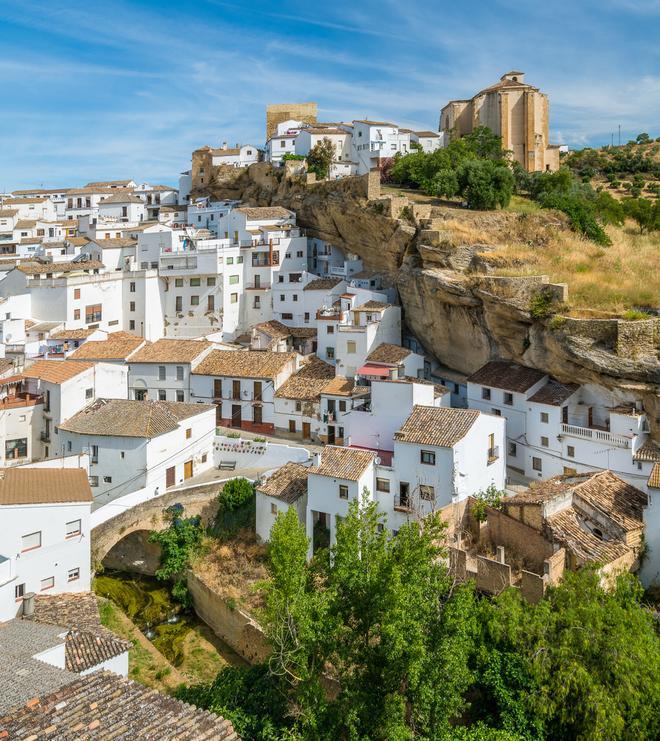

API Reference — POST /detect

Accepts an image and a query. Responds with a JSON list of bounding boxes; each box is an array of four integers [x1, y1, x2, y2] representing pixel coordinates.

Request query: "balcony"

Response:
[[40, 431, 51, 443], [0, 393, 43, 410], [487, 445, 500, 464], [394, 494, 412, 512], [0, 554, 16, 587], [561, 423, 631, 448]]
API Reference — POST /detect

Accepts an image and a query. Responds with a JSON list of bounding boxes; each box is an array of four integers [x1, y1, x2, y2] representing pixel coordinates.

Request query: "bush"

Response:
[[623, 197, 659, 233], [306, 137, 334, 179], [212, 478, 256, 539], [218, 478, 254, 511], [537, 191, 611, 245], [530, 288, 560, 320], [471, 485, 504, 523], [457, 159, 514, 210]]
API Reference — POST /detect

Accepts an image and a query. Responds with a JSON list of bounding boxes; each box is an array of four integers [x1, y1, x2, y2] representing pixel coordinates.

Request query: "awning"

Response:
[[356, 364, 390, 377]]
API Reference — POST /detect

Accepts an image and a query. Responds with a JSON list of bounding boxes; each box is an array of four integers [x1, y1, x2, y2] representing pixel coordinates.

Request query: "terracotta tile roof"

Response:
[[30, 593, 106, 632], [467, 360, 547, 393], [353, 119, 398, 127], [546, 508, 629, 562], [129, 338, 212, 364], [0, 209, 18, 217], [212, 147, 242, 156], [275, 358, 335, 400], [649, 463, 660, 489], [99, 193, 143, 204], [10, 188, 68, 195], [505, 477, 572, 504], [528, 379, 580, 405], [48, 327, 97, 340], [394, 405, 479, 447], [288, 326, 317, 338], [68, 332, 145, 361], [2, 197, 48, 205], [573, 470, 647, 532], [85, 179, 135, 187], [0, 671, 238, 740], [193, 349, 296, 380], [257, 462, 308, 503], [16, 259, 104, 275], [59, 398, 214, 438], [366, 343, 412, 365], [633, 439, 660, 462], [414, 130, 441, 137], [322, 375, 356, 396], [92, 237, 137, 248], [305, 127, 347, 135], [254, 319, 291, 340], [14, 219, 37, 229], [65, 629, 129, 673], [234, 206, 293, 220], [309, 445, 375, 481], [352, 300, 391, 312], [303, 276, 343, 291], [23, 359, 93, 383], [0, 468, 92, 505]]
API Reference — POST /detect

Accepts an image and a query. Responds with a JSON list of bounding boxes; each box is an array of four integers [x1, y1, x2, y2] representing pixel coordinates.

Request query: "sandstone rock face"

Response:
[[197, 165, 659, 437]]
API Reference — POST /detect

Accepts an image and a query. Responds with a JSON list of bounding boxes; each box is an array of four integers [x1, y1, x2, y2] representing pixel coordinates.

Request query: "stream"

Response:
[[94, 570, 244, 668]]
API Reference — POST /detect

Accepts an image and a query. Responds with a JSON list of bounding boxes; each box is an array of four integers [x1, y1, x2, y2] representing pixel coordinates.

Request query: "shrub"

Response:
[[622, 309, 652, 321], [529, 288, 559, 320], [306, 137, 334, 179], [471, 485, 505, 523], [456, 159, 514, 210]]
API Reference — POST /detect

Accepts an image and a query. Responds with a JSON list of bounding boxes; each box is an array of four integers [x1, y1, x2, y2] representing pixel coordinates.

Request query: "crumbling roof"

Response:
[[366, 343, 412, 365], [528, 379, 580, 406], [309, 446, 375, 481], [546, 508, 629, 563], [257, 462, 308, 503], [394, 405, 480, 448], [0, 468, 92, 505], [234, 206, 293, 220], [193, 349, 296, 380], [573, 470, 647, 532], [467, 360, 546, 393], [0, 671, 237, 740], [129, 338, 211, 364], [275, 358, 335, 400], [59, 399, 213, 438], [23, 359, 93, 384], [303, 277, 343, 291]]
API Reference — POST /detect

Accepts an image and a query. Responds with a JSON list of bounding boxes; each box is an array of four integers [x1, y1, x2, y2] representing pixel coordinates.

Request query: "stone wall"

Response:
[[485, 506, 554, 572], [187, 571, 270, 664], [476, 554, 512, 595], [102, 530, 161, 575], [616, 319, 657, 359], [266, 102, 317, 140]]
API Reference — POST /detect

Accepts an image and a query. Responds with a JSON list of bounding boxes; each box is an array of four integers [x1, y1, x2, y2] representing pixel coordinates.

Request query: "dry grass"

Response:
[[194, 530, 269, 613], [487, 220, 659, 313]]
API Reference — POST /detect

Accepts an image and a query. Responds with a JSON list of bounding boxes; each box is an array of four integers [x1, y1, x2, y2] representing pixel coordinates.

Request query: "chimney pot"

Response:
[[496, 545, 505, 564]]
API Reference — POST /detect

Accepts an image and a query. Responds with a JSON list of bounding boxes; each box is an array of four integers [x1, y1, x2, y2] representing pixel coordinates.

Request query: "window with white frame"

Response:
[[40, 576, 55, 591], [66, 520, 81, 538], [21, 531, 41, 552], [67, 567, 80, 582]]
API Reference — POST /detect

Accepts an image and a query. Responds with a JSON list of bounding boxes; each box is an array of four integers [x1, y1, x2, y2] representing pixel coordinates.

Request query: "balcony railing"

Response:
[[487, 445, 499, 463], [561, 423, 631, 448], [394, 494, 412, 512], [40, 431, 50, 443]]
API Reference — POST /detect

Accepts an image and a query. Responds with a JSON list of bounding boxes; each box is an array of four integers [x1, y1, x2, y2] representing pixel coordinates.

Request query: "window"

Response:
[[339, 401, 346, 412], [327, 325, 334, 334], [504, 392, 513, 405], [492, 408, 501, 416], [15, 583, 25, 601], [229, 275, 239, 285], [130, 282, 136, 293], [21, 531, 41, 552], [541, 436, 549, 448], [253, 296, 261, 309], [41, 576, 55, 591], [103, 476, 112, 483], [207, 277, 216, 286], [129, 320, 136, 331], [201, 453, 207, 463], [281, 313, 293, 320], [68, 568, 80, 582], [376, 477, 390, 493], [186, 428, 192, 439], [326, 347, 335, 360], [190, 277, 200, 287], [532, 457, 542, 472], [540, 412, 549, 423], [271, 502, 278, 515], [481, 387, 491, 400], [237, 256, 244, 264], [294, 401, 302, 412], [189, 295, 199, 306], [74, 288, 81, 299], [158, 389, 167, 401], [158, 365, 166, 380], [66, 519, 81, 538], [176, 390, 184, 402], [74, 309, 80, 320], [226, 256, 234, 265], [129, 301, 135, 312], [89, 475, 99, 487], [293, 294, 298, 302], [85, 304, 102, 323], [508, 441, 517, 457], [420, 450, 436, 465], [339, 485, 349, 500], [230, 293, 238, 303], [280, 294, 285, 302], [346, 340, 356, 354], [420, 485, 435, 501], [567, 445, 575, 457], [85, 387, 93, 399], [175, 278, 184, 287], [6, 438, 28, 460]]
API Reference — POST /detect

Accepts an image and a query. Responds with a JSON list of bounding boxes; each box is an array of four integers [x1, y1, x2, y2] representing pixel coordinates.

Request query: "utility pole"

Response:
[[618, 124, 621, 146]]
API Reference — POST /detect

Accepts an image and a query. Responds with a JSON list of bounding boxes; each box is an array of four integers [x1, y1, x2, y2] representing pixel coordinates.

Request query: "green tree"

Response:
[[636, 132, 651, 145], [463, 126, 508, 160], [624, 197, 659, 233], [457, 159, 514, 210], [306, 137, 335, 179], [426, 167, 459, 198]]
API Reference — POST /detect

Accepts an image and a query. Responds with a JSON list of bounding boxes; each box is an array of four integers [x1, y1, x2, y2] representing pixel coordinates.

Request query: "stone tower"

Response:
[[266, 102, 318, 141]]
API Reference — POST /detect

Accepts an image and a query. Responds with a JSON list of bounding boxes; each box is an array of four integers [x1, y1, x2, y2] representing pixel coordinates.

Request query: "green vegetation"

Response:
[[564, 138, 660, 184], [306, 137, 335, 179], [211, 478, 256, 540], [181, 500, 660, 739], [471, 484, 504, 523], [281, 153, 305, 162], [623, 197, 660, 234], [149, 504, 205, 605]]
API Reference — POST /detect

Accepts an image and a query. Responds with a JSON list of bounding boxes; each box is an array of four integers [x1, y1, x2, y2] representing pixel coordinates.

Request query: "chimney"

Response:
[[221, 141, 227, 150], [22, 592, 36, 618], [313, 451, 322, 467], [496, 545, 505, 564], [389, 366, 399, 380]]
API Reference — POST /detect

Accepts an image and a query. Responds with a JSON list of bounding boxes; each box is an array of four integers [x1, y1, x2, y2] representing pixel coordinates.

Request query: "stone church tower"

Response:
[[440, 71, 560, 172]]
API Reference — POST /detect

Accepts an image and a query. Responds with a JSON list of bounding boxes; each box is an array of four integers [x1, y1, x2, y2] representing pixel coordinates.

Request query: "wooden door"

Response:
[[302, 422, 311, 439], [213, 379, 222, 399], [207, 294, 215, 311], [232, 404, 242, 427], [166, 466, 175, 488], [289, 419, 296, 433], [215, 403, 222, 425], [232, 380, 241, 399], [327, 425, 335, 444], [253, 405, 263, 425], [184, 460, 193, 480], [253, 381, 262, 401]]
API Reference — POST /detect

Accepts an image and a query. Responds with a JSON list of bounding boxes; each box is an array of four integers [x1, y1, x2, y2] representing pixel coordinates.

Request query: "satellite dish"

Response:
[[374, 456, 381, 465]]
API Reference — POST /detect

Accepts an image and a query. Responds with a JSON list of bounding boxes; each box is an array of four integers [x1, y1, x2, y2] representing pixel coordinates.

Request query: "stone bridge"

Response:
[[91, 483, 223, 570]]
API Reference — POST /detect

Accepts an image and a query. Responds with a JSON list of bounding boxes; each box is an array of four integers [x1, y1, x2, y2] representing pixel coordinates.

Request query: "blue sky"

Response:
[[1, 0, 658, 190]]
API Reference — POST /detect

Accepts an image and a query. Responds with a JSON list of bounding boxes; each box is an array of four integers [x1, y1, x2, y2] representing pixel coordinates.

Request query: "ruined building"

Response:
[[440, 71, 560, 172], [266, 102, 317, 141]]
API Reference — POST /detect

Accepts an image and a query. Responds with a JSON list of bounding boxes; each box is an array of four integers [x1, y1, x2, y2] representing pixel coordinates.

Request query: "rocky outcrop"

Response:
[[197, 164, 660, 436]]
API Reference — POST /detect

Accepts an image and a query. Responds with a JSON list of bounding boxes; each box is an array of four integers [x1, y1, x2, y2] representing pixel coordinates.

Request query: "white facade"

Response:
[[211, 144, 261, 168]]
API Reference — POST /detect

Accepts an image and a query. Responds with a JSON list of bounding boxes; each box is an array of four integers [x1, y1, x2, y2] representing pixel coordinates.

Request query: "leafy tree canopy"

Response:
[[306, 138, 335, 179]]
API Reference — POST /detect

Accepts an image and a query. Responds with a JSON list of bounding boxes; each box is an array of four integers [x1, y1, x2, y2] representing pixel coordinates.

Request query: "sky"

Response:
[[1, 0, 658, 190]]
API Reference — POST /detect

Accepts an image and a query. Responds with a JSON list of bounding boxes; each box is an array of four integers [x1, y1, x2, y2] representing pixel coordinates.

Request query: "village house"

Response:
[[191, 350, 299, 432], [0, 468, 93, 623], [256, 461, 309, 543], [250, 319, 317, 355], [318, 375, 360, 446], [58, 398, 216, 502], [0, 373, 43, 467]]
